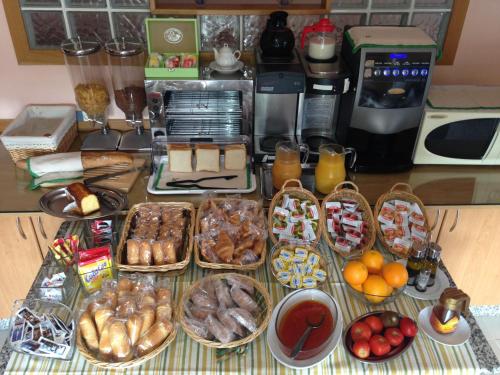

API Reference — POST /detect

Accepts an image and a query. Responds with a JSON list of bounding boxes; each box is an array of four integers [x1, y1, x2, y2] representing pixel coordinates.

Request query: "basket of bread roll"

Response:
[[76, 275, 176, 369], [116, 202, 195, 273], [374, 183, 431, 258], [268, 179, 323, 248], [321, 181, 376, 258], [179, 273, 272, 348], [194, 198, 267, 270]]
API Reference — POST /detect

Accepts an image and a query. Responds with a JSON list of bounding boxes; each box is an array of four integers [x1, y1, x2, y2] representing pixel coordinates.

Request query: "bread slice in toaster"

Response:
[[195, 144, 220, 172], [224, 144, 246, 170], [168, 144, 192, 173]]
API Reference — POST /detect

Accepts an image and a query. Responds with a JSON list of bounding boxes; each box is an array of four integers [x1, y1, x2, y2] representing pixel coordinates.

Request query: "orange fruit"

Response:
[[343, 261, 368, 285], [349, 283, 363, 292], [382, 262, 409, 288], [360, 249, 385, 274], [362, 275, 391, 303]]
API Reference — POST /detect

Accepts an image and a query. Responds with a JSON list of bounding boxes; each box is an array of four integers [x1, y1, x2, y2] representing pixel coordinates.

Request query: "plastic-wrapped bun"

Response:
[[79, 311, 99, 352], [156, 304, 173, 322], [126, 313, 143, 346], [137, 320, 173, 356], [109, 320, 133, 362], [98, 320, 113, 360], [138, 306, 155, 336], [94, 308, 114, 336], [152, 242, 166, 265], [139, 240, 152, 266]]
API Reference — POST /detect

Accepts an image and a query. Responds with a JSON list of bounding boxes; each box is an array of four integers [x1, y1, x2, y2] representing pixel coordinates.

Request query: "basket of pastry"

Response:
[[321, 181, 376, 258], [179, 273, 272, 349], [268, 179, 323, 247], [374, 183, 431, 258], [76, 274, 176, 369], [194, 198, 267, 271], [116, 202, 194, 273]]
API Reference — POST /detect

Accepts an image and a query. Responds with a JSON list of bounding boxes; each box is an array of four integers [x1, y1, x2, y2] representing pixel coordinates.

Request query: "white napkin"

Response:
[[28, 152, 83, 178]]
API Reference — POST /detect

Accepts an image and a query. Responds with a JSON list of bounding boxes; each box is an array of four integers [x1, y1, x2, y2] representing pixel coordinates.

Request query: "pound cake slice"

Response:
[[67, 182, 100, 216]]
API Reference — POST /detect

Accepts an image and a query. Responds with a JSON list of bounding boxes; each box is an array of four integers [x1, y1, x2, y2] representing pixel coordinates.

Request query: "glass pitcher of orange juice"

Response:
[[272, 141, 309, 190], [315, 144, 356, 194]]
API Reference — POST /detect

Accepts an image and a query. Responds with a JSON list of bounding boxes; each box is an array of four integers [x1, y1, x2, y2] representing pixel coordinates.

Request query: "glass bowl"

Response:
[[269, 241, 331, 290], [274, 289, 339, 360], [342, 254, 406, 306]]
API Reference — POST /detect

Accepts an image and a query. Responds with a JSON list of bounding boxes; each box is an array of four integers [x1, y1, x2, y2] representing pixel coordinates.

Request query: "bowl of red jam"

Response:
[[275, 289, 338, 360]]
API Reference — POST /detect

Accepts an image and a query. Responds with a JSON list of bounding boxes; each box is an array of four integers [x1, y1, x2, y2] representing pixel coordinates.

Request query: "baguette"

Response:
[[15, 151, 133, 170]]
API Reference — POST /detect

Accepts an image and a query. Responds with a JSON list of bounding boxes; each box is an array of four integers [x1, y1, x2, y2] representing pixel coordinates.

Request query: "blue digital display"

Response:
[[390, 53, 408, 59]]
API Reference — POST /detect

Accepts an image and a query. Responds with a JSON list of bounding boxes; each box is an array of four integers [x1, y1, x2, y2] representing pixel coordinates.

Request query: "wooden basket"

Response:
[[194, 198, 267, 271], [321, 181, 376, 258], [268, 179, 323, 247], [178, 273, 272, 349], [116, 202, 194, 273], [76, 313, 177, 370], [374, 183, 431, 258]]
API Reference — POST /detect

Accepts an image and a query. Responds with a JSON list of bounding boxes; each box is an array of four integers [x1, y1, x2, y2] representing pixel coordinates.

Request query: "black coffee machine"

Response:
[[337, 26, 437, 172]]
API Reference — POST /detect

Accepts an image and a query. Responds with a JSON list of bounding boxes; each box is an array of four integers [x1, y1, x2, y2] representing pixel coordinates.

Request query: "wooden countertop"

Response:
[[2, 133, 500, 213]]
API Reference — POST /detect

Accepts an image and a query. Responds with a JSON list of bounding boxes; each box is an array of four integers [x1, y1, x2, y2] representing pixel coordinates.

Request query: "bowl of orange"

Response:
[[342, 249, 408, 305]]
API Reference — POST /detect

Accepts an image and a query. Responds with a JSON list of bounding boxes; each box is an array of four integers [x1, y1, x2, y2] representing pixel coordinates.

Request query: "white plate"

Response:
[[209, 61, 244, 74], [397, 259, 450, 300], [418, 306, 471, 346], [266, 290, 343, 370]]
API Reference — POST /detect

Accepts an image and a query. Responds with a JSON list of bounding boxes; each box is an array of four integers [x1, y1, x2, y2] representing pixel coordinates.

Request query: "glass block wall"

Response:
[[19, 0, 453, 51]]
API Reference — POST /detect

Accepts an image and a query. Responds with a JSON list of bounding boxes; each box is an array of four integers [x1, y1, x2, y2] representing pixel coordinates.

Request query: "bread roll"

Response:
[[102, 290, 117, 310], [162, 240, 177, 264], [126, 239, 140, 265], [117, 277, 134, 292], [79, 311, 99, 352], [137, 320, 173, 356], [109, 320, 133, 362], [126, 314, 143, 346], [138, 306, 155, 336], [98, 321, 113, 360], [81, 152, 133, 169], [66, 182, 100, 216], [116, 298, 136, 319], [152, 242, 165, 265], [156, 304, 173, 322], [137, 293, 156, 309], [139, 241, 152, 266], [156, 288, 172, 304], [94, 308, 114, 336]]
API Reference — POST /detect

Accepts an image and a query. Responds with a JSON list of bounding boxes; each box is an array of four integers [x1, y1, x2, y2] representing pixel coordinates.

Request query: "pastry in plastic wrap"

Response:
[[227, 308, 257, 333], [230, 286, 259, 313], [205, 314, 235, 344]]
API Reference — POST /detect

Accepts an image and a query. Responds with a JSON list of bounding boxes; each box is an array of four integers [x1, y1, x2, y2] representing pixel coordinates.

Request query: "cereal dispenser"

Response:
[[61, 37, 120, 150], [105, 38, 149, 150]]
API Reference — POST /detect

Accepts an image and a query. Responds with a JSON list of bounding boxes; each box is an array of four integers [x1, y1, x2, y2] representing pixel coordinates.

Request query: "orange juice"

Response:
[[314, 144, 353, 194], [272, 142, 302, 190]]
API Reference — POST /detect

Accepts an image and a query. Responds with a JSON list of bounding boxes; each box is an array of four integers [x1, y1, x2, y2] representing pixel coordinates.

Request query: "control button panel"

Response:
[[363, 51, 432, 82]]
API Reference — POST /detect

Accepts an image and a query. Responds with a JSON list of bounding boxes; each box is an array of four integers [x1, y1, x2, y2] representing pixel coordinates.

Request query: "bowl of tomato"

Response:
[[344, 311, 418, 364]]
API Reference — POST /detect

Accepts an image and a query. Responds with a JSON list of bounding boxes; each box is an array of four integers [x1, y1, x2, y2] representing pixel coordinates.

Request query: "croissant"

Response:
[[214, 231, 234, 263]]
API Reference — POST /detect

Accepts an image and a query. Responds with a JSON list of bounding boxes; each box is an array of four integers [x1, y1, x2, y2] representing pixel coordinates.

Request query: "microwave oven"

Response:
[[413, 107, 500, 165]]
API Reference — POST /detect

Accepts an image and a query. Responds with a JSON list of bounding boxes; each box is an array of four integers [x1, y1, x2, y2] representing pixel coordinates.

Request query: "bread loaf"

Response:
[[195, 144, 220, 172], [67, 182, 100, 216], [81, 152, 133, 169]]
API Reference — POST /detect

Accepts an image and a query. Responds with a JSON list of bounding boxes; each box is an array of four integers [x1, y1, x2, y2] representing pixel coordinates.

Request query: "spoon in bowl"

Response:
[[290, 313, 326, 359]]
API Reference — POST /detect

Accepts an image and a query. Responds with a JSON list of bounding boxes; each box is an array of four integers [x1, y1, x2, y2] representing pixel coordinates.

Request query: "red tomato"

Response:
[[364, 315, 384, 334], [352, 339, 370, 359], [350, 322, 372, 342], [384, 327, 405, 346], [369, 335, 391, 356], [399, 317, 418, 337]]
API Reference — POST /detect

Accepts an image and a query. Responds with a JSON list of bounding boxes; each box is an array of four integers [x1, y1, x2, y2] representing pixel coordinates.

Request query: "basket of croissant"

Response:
[[179, 273, 272, 348], [194, 198, 267, 271], [77, 275, 176, 369], [116, 202, 195, 273]]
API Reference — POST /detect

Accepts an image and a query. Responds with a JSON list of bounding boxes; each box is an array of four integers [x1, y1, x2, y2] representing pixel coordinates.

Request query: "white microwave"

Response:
[[413, 106, 500, 165]]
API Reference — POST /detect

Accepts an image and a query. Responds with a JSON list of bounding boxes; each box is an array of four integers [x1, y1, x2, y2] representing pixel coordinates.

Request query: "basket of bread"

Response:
[[179, 273, 272, 348], [374, 183, 431, 258], [268, 179, 323, 247], [321, 181, 376, 258], [194, 198, 267, 270], [77, 275, 176, 369], [116, 202, 194, 273]]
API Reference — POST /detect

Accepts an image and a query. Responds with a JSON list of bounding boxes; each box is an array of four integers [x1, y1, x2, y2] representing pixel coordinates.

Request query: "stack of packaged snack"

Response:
[[378, 199, 428, 255], [148, 53, 197, 69], [77, 245, 114, 294], [78, 275, 174, 362], [324, 199, 370, 254], [49, 235, 79, 266], [271, 195, 320, 243]]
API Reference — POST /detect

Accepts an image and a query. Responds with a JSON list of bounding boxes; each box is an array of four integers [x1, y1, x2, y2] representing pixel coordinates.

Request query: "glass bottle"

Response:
[[430, 287, 470, 334], [415, 267, 431, 293], [426, 242, 442, 287], [406, 244, 427, 286]]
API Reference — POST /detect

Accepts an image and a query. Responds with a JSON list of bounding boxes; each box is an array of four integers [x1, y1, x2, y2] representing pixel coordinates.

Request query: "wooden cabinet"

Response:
[[428, 205, 500, 305], [32, 214, 64, 257], [151, 0, 331, 15], [0, 215, 44, 318]]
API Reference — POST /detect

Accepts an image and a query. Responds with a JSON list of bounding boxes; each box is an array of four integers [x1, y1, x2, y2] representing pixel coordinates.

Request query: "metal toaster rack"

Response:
[[164, 91, 242, 136]]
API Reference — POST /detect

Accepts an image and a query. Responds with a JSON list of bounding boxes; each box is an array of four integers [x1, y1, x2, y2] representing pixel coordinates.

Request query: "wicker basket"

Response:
[[268, 179, 323, 247], [76, 313, 177, 370], [194, 198, 267, 271], [116, 202, 194, 273], [374, 183, 430, 258], [321, 181, 376, 258], [178, 273, 272, 349]]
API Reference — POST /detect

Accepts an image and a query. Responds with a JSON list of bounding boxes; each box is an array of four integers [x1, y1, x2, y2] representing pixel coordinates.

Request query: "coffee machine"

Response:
[[337, 26, 437, 172], [253, 11, 306, 163]]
